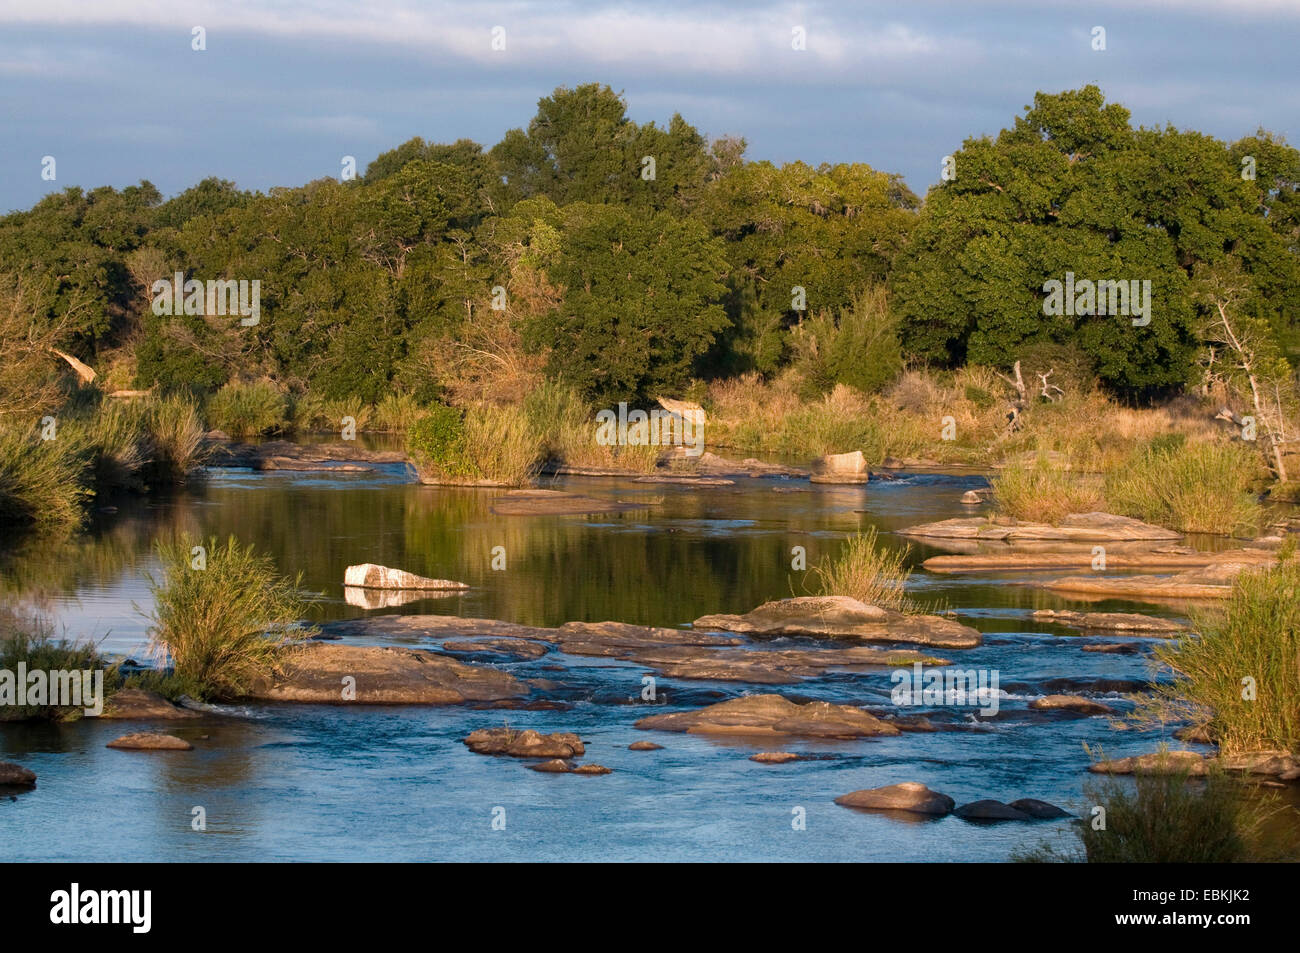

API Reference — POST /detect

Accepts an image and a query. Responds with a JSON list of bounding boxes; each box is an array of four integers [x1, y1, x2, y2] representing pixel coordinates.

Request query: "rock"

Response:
[[491, 489, 650, 516], [834, 782, 954, 816], [750, 751, 801, 763], [899, 512, 1182, 543], [463, 728, 585, 759], [441, 638, 550, 659], [1033, 610, 1186, 635], [1081, 642, 1145, 654], [960, 489, 991, 505], [101, 689, 202, 720], [633, 475, 734, 486], [573, 763, 613, 775], [635, 694, 899, 740], [953, 799, 1033, 821], [344, 563, 469, 590], [1007, 798, 1071, 819], [1090, 750, 1207, 776], [810, 450, 869, 485], [529, 759, 572, 773], [693, 596, 981, 649], [1216, 750, 1300, 780], [244, 643, 528, 705], [1044, 569, 1240, 601], [1174, 724, 1215, 744], [0, 761, 37, 786], [927, 548, 1274, 574], [628, 741, 663, 751], [106, 732, 193, 751], [1029, 695, 1116, 715], [209, 440, 408, 470]]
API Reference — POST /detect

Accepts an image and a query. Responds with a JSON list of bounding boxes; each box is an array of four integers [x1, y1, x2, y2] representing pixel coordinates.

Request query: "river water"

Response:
[[2, 456, 1296, 861]]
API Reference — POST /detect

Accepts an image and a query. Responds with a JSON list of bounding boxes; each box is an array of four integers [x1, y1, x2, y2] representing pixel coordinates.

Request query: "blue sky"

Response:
[[1, 0, 1297, 213]]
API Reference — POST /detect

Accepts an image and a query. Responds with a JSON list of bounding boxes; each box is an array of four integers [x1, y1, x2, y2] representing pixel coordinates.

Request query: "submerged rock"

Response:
[[106, 732, 193, 751], [635, 694, 899, 740], [245, 643, 528, 705], [101, 689, 202, 720], [1028, 695, 1116, 715], [1032, 610, 1186, 635], [0, 761, 37, 786], [1007, 798, 1071, 819], [441, 638, 550, 659], [693, 596, 981, 649], [750, 751, 801, 764], [464, 728, 585, 759], [959, 489, 992, 505], [834, 782, 954, 816], [899, 512, 1181, 543], [1043, 559, 1268, 601], [926, 547, 1273, 574], [628, 741, 663, 751], [573, 763, 612, 776], [1217, 750, 1300, 781], [490, 489, 649, 516], [529, 759, 573, 773], [953, 799, 1033, 821], [344, 563, 469, 590]]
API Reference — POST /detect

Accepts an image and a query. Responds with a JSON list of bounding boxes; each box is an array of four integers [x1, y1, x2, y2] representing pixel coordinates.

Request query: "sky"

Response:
[[0, 0, 1298, 213]]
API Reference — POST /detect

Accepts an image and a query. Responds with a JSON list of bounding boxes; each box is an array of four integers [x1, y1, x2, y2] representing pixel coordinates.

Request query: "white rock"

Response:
[[343, 563, 469, 590]]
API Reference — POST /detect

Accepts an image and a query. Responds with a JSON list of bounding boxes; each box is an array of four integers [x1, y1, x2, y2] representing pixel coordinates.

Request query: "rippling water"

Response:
[[2, 461, 1296, 861]]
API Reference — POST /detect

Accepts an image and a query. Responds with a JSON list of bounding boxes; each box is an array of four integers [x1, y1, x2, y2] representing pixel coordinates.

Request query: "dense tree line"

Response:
[[2, 82, 1296, 405]]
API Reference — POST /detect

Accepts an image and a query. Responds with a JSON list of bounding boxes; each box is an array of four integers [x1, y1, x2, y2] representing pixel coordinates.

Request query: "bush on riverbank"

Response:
[[811, 527, 915, 613], [205, 379, 288, 438], [0, 426, 92, 529], [0, 611, 116, 721], [1146, 554, 1300, 755], [145, 536, 315, 700], [1015, 764, 1272, 863], [1105, 434, 1262, 535]]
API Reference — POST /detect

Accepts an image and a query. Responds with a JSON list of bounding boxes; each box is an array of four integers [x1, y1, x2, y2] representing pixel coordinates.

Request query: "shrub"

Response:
[[790, 285, 903, 398], [1105, 435, 1261, 535], [1015, 762, 1270, 863], [1146, 556, 1300, 755], [407, 404, 472, 480], [992, 453, 1105, 524], [811, 527, 915, 613], [0, 426, 92, 529], [144, 536, 315, 700], [73, 400, 149, 492], [142, 394, 209, 482], [206, 380, 288, 438]]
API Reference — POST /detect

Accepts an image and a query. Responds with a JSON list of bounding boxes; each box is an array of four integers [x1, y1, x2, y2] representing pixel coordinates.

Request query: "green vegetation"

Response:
[[144, 536, 315, 701], [992, 453, 1105, 525], [205, 380, 288, 438], [811, 527, 915, 613], [0, 611, 115, 721], [1015, 764, 1275, 863], [1105, 435, 1262, 535], [1146, 555, 1300, 754]]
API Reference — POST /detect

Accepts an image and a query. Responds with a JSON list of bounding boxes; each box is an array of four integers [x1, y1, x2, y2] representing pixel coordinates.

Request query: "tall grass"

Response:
[[0, 426, 92, 528], [144, 536, 315, 700], [462, 404, 542, 485], [1145, 555, 1300, 755], [206, 380, 288, 438], [1015, 765, 1272, 863], [992, 453, 1105, 524], [73, 400, 149, 492], [0, 610, 115, 721], [811, 527, 916, 612], [1105, 434, 1261, 535], [143, 394, 209, 482], [372, 393, 425, 432], [524, 380, 662, 472]]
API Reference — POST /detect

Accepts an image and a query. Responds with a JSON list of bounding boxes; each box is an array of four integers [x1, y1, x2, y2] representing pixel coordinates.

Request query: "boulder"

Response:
[[750, 751, 801, 764], [834, 782, 954, 816], [0, 761, 37, 786], [960, 489, 991, 505], [1217, 750, 1300, 781], [343, 563, 468, 590], [628, 741, 663, 751], [464, 728, 585, 759], [529, 759, 573, 773], [106, 732, 193, 751], [244, 643, 528, 705], [1029, 695, 1116, 715], [101, 689, 202, 720], [899, 512, 1181, 543], [1090, 750, 1207, 776], [693, 596, 981, 649], [573, 763, 613, 776], [953, 799, 1033, 821], [1007, 798, 1071, 819], [810, 450, 869, 485], [635, 694, 898, 740]]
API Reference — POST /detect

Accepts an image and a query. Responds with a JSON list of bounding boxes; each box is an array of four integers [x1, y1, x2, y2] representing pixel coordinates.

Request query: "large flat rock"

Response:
[[244, 642, 528, 705], [924, 546, 1274, 573], [490, 489, 649, 516], [1031, 610, 1187, 635], [1042, 557, 1271, 601], [899, 512, 1181, 542], [635, 694, 900, 739], [693, 596, 981, 649], [101, 689, 202, 720], [344, 563, 469, 590]]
